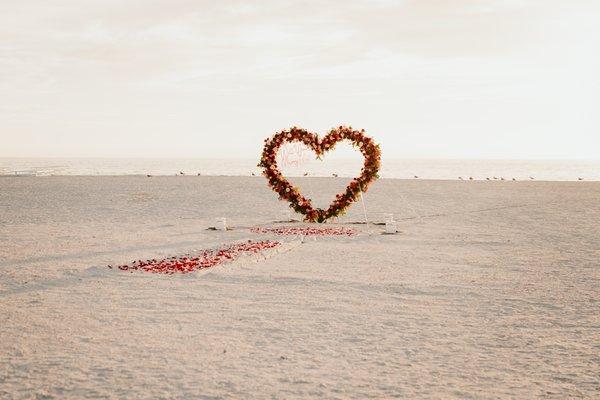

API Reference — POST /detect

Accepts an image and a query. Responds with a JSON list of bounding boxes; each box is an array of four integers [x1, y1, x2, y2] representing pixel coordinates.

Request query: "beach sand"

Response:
[[1, 176, 599, 399]]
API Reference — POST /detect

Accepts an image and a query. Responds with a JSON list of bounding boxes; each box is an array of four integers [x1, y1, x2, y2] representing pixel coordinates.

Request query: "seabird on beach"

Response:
[[578, 177, 584, 180], [179, 171, 184, 175], [303, 172, 308, 176], [469, 177, 474, 180], [486, 177, 490, 180]]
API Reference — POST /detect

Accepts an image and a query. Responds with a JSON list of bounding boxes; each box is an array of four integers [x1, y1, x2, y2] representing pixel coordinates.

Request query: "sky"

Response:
[[1, 0, 599, 159]]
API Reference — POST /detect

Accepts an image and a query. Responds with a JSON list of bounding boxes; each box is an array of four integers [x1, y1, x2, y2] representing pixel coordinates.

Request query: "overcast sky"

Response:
[[1, 0, 598, 159]]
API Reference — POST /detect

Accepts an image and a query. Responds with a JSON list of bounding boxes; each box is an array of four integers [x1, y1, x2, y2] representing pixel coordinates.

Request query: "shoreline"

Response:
[[1, 174, 599, 182], [2, 158, 599, 182]]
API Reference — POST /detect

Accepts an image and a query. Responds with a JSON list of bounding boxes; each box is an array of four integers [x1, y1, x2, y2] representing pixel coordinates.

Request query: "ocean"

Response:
[[0, 157, 599, 181]]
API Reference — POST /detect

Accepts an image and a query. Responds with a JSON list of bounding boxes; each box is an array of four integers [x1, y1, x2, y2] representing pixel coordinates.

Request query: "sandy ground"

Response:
[[0, 176, 599, 399]]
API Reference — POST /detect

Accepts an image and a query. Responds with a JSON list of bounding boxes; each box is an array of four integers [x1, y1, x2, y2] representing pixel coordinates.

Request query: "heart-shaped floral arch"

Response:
[[258, 126, 381, 223]]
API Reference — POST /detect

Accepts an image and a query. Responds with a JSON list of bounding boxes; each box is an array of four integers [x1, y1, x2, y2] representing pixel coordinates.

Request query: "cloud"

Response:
[[0, 0, 598, 158]]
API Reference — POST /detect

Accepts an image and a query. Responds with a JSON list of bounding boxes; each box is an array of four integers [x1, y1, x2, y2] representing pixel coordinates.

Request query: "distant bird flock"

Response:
[[141, 171, 585, 181]]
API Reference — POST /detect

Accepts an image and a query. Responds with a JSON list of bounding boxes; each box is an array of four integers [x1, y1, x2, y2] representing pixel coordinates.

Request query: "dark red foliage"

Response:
[[258, 126, 381, 223]]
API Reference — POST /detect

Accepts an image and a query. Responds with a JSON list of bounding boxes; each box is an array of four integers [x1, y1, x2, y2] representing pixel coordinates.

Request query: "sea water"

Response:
[[0, 157, 599, 181]]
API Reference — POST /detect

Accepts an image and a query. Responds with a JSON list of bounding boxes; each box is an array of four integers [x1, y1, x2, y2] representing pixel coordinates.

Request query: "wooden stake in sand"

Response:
[[359, 184, 372, 234]]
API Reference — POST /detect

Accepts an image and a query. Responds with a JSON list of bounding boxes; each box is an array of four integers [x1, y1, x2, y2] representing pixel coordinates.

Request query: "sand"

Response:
[[1, 176, 599, 399]]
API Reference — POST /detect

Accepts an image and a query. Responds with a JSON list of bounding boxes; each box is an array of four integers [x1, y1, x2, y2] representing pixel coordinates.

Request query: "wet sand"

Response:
[[1, 176, 599, 398]]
